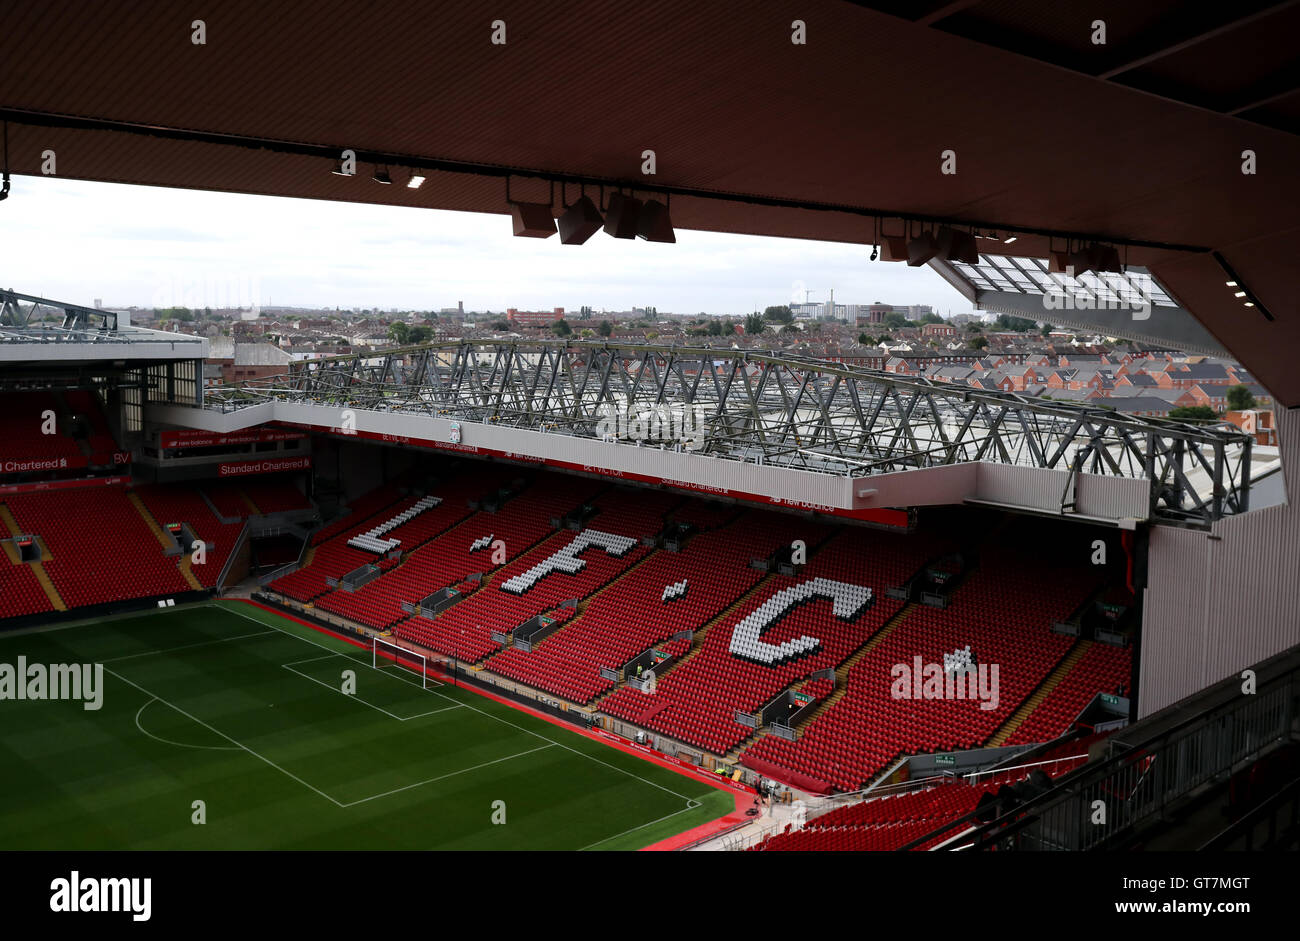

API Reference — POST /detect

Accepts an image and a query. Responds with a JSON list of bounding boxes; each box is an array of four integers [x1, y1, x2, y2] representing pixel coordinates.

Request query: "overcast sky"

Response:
[[2, 176, 972, 317]]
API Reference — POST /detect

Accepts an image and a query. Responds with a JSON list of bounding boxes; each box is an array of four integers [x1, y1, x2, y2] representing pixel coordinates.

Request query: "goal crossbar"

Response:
[[372, 636, 431, 689]]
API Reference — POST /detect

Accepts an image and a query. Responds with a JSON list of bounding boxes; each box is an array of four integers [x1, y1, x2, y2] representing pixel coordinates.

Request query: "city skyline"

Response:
[[2, 176, 971, 317]]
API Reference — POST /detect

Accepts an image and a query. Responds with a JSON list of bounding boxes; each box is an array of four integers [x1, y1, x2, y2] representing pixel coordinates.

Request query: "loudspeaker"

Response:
[[603, 192, 643, 239], [511, 202, 557, 238], [557, 196, 603, 245]]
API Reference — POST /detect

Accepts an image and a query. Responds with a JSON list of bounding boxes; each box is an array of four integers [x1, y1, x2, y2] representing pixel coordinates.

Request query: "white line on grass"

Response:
[[108, 602, 718, 844], [340, 743, 556, 808], [133, 698, 242, 751], [280, 660, 463, 721], [103, 629, 277, 664], [105, 665, 347, 808], [577, 799, 702, 852], [218, 603, 705, 805], [218, 604, 463, 708]]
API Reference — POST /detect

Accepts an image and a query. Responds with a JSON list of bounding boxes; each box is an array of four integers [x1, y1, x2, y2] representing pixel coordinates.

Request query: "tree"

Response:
[[1168, 405, 1218, 421], [551, 319, 572, 337], [965, 322, 983, 333], [995, 313, 1037, 332], [1040, 323, 1054, 336], [707, 319, 723, 337], [1226, 385, 1257, 411], [883, 312, 908, 328], [763, 305, 793, 323], [580, 328, 595, 338], [388, 322, 411, 345], [919, 312, 944, 325], [492, 320, 509, 330], [745, 313, 766, 335], [597, 320, 613, 337], [407, 325, 432, 344], [970, 336, 989, 350], [858, 332, 871, 345]]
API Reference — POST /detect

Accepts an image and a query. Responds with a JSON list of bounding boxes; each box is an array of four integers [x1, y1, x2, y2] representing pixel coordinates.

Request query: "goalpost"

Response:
[[372, 636, 434, 689]]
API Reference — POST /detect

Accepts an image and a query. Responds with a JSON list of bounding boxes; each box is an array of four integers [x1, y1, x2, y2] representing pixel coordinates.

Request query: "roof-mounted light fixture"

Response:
[[557, 183, 604, 245], [1214, 251, 1273, 321], [507, 177, 557, 238]]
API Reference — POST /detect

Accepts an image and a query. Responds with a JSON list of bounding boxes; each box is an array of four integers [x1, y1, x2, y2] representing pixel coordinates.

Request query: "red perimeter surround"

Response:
[[238, 599, 754, 850]]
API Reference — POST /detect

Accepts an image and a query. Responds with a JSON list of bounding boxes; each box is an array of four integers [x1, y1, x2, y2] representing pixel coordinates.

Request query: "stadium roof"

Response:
[[0, 289, 208, 365], [2, 1, 1296, 399], [193, 339, 1255, 527]]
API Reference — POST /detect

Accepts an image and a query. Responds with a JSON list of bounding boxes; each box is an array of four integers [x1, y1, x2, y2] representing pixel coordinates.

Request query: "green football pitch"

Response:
[[0, 601, 733, 850]]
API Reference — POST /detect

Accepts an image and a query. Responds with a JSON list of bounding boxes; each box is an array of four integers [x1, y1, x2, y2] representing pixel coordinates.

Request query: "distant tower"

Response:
[[825, 288, 834, 320], [458, 300, 464, 314]]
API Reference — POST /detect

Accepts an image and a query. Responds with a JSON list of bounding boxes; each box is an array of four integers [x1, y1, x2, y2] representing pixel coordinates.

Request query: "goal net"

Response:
[[372, 636, 433, 689]]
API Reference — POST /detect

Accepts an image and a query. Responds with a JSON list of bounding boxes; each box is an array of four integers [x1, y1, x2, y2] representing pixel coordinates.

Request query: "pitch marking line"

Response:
[[134, 698, 242, 752], [280, 658, 463, 721], [102, 628, 278, 664], [106, 666, 347, 808], [340, 743, 556, 808], [577, 799, 702, 852], [114, 666, 514, 809], [219, 604, 706, 805], [218, 605, 462, 710]]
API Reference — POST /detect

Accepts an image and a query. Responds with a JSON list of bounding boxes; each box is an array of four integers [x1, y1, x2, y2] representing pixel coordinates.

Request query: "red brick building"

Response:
[[507, 307, 565, 328]]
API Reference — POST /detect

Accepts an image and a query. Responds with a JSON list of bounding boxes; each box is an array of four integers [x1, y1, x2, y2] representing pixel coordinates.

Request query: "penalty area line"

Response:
[[280, 660, 463, 722], [106, 665, 347, 808]]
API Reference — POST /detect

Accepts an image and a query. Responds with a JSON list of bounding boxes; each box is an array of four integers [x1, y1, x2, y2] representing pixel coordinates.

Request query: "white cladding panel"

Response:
[[1140, 407, 1300, 717]]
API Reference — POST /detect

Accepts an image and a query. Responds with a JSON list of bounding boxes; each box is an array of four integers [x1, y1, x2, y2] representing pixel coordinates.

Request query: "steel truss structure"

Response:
[[0, 289, 125, 341], [205, 340, 1255, 527]]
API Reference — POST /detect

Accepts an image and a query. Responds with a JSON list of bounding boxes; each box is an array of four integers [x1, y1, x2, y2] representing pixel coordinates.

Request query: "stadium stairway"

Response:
[[793, 601, 920, 729], [719, 602, 922, 765], [573, 545, 662, 615], [0, 504, 66, 611], [987, 640, 1090, 747], [480, 544, 665, 667], [177, 554, 207, 592], [128, 491, 176, 550], [126, 490, 202, 590], [583, 571, 777, 714]]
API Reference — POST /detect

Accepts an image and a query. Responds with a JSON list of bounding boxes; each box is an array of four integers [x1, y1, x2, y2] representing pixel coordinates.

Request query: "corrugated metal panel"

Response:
[[976, 464, 1148, 519], [1140, 407, 1300, 716], [976, 464, 1062, 511], [227, 400, 855, 510], [1074, 474, 1150, 521]]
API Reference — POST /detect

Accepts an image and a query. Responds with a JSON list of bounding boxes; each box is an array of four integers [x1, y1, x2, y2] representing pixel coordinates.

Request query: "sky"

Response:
[[1, 176, 972, 317]]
